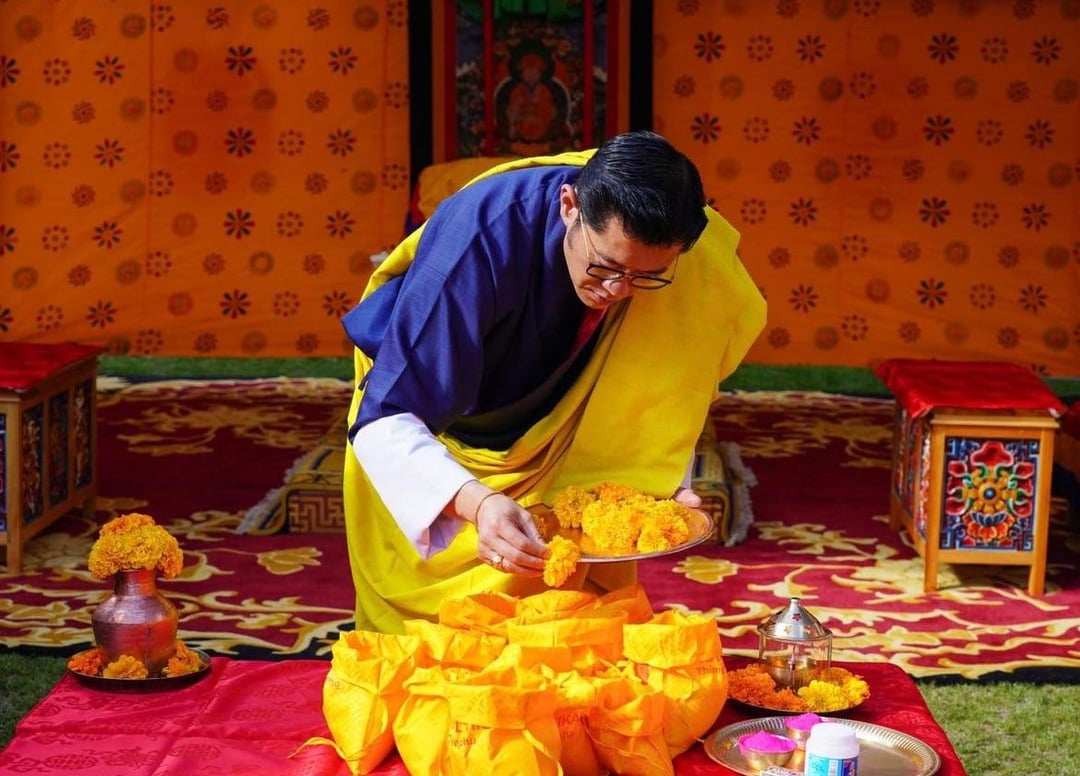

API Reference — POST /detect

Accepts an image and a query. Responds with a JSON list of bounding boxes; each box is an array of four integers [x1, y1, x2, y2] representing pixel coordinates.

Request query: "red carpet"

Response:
[[2, 379, 1077, 680]]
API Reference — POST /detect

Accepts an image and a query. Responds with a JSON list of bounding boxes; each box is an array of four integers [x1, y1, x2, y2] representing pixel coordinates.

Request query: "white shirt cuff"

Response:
[[351, 413, 476, 559]]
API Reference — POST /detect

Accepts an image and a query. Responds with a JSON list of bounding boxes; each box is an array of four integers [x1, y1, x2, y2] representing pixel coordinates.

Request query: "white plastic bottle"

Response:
[[804, 722, 860, 776]]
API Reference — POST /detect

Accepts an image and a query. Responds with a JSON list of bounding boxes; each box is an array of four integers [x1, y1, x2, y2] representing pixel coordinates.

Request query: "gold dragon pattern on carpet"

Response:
[[650, 391, 1080, 681], [1, 378, 356, 659], [2, 382, 1078, 680]]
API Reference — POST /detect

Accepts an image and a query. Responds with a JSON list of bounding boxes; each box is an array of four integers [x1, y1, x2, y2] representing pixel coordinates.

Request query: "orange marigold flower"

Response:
[[99, 512, 156, 535], [87, 512, 184, 580], [67, 647, 106, 676], [164, 640, 202, 677], [543, 535, 581, 588], [102, 654, 150, 679]]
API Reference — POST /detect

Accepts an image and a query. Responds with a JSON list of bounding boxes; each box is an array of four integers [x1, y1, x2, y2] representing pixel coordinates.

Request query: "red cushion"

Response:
[[875, 358, 1065, 419], [0, 342, 103, 392]]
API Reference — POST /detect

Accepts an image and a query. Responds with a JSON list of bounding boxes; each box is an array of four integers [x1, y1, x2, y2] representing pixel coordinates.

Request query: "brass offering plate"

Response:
[[729, 694, 866, 715], [530, 504, 715, 563], [705, 716, 940, 776], [68, 648, 212, 692]]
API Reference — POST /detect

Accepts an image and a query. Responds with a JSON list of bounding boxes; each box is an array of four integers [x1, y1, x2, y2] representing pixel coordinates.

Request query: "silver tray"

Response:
[[704, 716, 941, 776], [532, 505, 714, 563]]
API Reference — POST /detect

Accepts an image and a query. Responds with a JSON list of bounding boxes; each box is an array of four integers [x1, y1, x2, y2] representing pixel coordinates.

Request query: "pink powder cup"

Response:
[[784, 712, 824, 749], [738, 730, 797, 770]]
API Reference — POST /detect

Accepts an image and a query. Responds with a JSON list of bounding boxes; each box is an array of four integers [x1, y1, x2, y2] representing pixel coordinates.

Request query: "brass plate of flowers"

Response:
[[530, 505, 715, 563], [68, 648, 212, 692]]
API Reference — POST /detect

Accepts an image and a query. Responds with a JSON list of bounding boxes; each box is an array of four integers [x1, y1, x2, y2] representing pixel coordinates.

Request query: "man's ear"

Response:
[[557, 184, 579, 228]]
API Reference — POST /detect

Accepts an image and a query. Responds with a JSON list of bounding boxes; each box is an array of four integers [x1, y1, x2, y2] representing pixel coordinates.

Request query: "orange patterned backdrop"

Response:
[[1, 0, 1077, 376], [654, 0, 1078, 378], [0, 0, 408, 358]]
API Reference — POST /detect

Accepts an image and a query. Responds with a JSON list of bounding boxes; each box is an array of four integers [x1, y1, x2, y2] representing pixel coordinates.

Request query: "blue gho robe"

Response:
[[345, 165, 595, 450]]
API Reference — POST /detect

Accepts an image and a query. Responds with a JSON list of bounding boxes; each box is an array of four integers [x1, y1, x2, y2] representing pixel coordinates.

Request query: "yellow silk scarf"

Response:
[[345, 152, 766, 633]]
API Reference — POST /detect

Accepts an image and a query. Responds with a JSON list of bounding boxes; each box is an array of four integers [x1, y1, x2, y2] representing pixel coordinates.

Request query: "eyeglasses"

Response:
[[577, 210, 676, 291]]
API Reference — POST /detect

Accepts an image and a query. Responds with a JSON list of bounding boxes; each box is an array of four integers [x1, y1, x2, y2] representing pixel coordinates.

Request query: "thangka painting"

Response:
[[443, 1, 619, 159]]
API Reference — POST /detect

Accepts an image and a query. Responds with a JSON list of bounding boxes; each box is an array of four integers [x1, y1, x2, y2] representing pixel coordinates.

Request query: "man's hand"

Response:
[[474, 493, 549, 576], [672, 486, 703, 509]]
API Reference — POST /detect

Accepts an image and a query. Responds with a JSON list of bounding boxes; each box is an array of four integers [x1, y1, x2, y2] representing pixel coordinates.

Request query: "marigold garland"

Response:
[[87, 512, 184, 580], [727, 662, 871, 712]]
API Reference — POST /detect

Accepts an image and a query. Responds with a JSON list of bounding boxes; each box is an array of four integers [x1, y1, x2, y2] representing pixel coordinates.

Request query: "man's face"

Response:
[[558, 185, 681, 310]]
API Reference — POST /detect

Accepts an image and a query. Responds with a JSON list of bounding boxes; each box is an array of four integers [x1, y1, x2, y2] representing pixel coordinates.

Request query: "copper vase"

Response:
[[91, 568, 178, 675]]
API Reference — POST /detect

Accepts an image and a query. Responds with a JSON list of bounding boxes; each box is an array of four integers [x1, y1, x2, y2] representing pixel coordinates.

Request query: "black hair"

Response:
[[574, 130, 708, 253]]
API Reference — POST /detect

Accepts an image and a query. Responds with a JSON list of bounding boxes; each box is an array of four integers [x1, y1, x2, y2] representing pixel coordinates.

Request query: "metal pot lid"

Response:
[[757, 597, 832, 642]]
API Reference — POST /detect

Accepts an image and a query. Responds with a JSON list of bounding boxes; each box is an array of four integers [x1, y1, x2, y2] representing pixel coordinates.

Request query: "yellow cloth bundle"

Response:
[[550, 670, 604, 776], [621, 610, 730, 756], [393, 664, 562, 776], [437, 591, 522, 637], [517, 588, 599, 622], [491, 642, 577, 675], [313, 586, 728, 774], [585, 671, 674, 776], [403, 619, 507, 669], [507, 612, 627, 673], [310, 630, 421, 775], [582, 584, 655, 624]]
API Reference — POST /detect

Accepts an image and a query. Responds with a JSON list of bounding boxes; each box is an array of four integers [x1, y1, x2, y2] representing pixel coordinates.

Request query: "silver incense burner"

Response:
[[757, 597, 833, 689]]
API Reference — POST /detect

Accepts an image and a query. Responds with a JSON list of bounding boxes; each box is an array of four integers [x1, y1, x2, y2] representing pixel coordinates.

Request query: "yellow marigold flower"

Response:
[[798, 679, 851, 712], [582, 500, 642, 550], [543, 536, 581, 588], [593, 481, 644, 504], [87, 513, 184, 580], [637, 526, 670, 553], [164, 640, 203, 677], [841, 675, 870, 705], [102, 654, 150, 679], [816, 666, 870, 705], [551, 485, 594, 529]]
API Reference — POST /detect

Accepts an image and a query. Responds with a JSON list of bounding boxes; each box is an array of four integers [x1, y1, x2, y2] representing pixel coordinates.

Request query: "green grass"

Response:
[[1, 652, 1078, 773], [0, 654, 66, 745], [917, 680, 1080, 776]]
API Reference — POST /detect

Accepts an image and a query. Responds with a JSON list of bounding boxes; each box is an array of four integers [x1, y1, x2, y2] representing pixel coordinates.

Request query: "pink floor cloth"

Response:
[[0, 657, 966, 775]]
